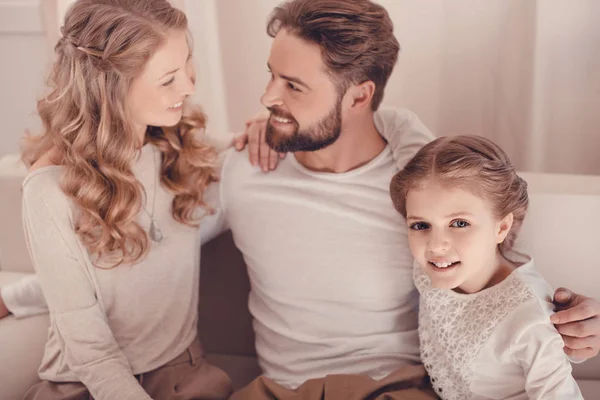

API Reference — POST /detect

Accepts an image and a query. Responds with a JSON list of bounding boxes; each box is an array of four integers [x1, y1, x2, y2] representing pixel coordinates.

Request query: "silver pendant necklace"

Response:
[[144, 146, 163, 243]]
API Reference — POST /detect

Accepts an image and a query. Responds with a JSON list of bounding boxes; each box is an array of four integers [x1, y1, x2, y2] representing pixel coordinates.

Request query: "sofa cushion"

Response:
[[0, 155, 33, 274], [0, 272, 47, 400]]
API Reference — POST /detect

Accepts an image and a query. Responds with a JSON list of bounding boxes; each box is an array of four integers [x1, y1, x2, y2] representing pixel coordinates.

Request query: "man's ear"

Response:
[[347, 80, 376, 110]]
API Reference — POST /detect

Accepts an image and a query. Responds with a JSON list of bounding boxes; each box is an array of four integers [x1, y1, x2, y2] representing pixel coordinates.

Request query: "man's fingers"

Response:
[[555, 316, 600, 338], [564, 346, 599, 360], [553, 287, 575, 307], [551, 300, 599, 324], [562, 334, 600, 350]]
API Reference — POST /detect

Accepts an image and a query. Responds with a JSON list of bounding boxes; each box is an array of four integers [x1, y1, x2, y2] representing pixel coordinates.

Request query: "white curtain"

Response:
[[42, 0, 600, 175]]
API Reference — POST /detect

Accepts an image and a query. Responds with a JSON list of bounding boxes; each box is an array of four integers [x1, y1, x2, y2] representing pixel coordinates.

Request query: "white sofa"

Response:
[[0, 153, 599, 400]]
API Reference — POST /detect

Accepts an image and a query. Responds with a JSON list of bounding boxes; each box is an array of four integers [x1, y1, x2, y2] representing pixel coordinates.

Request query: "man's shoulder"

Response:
[[375, 107, 435, 140], [220, 147, 258, 175], [219, 147, 282, 186], [374, 107, 435, 170]]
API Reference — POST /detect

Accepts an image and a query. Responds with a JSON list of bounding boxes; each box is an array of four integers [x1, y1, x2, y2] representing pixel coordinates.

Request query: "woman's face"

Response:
[[128, 29, 195, 136]]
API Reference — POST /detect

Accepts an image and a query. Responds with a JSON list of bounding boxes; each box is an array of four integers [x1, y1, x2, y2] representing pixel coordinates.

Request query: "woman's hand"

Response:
[[231, 110, 286, 171]]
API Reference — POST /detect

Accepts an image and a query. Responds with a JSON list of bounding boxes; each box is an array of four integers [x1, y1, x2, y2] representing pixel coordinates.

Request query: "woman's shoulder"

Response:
[[23, 164, 63, 196], [22, 162, 70, 220]]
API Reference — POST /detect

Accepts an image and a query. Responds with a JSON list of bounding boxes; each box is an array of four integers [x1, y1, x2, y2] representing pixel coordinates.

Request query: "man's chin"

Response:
[[266, 137, 293, 153]]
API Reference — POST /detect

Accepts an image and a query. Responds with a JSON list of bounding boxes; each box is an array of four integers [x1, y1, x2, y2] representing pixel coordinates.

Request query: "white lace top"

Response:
[[415, 255, 583, 400]]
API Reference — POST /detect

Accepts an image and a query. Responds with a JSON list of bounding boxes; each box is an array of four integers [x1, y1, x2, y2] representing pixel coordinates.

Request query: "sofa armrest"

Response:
[[0, 154, 33, 273]]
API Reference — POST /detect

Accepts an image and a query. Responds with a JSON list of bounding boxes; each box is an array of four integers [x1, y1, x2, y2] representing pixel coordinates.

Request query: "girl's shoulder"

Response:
[[512, 260, 556, 320]]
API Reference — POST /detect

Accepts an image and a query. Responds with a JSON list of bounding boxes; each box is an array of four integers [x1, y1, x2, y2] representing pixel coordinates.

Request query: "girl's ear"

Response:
[[496, 212, 514, 244]]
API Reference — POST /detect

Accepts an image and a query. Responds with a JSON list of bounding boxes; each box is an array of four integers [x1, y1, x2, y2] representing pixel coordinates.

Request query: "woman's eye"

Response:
[[162, 77, 175, 87], [288, 82, 300, 92]]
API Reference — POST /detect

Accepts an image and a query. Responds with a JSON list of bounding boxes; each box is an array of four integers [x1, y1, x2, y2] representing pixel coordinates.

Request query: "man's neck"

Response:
[[293, 113, 386, 173]]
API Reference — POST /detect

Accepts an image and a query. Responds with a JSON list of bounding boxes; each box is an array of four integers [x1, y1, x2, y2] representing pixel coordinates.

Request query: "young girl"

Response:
[[389, 135, 583, 399], [8, 0, 233, 399]]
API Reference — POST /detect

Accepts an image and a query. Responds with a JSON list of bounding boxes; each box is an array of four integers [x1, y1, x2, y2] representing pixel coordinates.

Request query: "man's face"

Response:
[[261, 29, 344, 152]]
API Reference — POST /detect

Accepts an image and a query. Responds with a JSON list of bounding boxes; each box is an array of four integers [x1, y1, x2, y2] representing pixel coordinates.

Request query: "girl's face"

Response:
[[128, 29, 195, 137], [405, 180, 513, 293]]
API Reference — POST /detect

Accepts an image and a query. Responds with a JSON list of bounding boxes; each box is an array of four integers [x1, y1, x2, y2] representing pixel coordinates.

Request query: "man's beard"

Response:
[[265, 97, 343, 153]]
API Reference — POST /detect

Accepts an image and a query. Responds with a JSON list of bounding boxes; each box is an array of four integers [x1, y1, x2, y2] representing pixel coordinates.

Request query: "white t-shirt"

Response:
[[201, 108, 435, 388], [415, 254, 583, 400]]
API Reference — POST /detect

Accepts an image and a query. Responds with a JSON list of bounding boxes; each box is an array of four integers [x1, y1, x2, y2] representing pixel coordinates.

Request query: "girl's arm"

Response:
[[511, 303, 584, 399]]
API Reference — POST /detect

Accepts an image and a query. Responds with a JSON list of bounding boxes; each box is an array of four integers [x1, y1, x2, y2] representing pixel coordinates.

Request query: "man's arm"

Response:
[[374, 107, 435, 170], [551, 288, 600, 361]]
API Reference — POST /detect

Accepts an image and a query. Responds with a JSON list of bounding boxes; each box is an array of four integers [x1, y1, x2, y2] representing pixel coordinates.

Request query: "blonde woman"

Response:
[[11, 0, 232, 398]]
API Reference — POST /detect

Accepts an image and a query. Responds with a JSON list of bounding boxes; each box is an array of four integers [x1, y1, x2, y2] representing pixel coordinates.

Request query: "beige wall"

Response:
[[0, 0, 49, 157]]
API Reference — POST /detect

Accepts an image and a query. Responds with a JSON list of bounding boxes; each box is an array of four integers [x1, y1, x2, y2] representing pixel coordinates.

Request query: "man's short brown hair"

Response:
[[267, 0, 400, 110]]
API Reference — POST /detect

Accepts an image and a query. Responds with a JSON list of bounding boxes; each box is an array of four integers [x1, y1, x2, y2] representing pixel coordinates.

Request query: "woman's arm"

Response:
[[22, 179, 151, 400]]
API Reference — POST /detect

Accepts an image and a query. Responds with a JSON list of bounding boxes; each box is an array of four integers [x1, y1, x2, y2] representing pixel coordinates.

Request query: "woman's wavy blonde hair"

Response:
[[23, 0, 218, 267]]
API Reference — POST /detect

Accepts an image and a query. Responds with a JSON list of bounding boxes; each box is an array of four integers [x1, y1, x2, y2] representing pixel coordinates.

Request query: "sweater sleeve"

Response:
[[21, 179, 152, 400], [1, 274, 48, 318]]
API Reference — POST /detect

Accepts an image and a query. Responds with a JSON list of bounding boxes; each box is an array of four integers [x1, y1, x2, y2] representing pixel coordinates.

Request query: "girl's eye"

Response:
[[162, 77, 175, 87], [450, 220, 470, 228], [288, 82, 301, 92], [410, 222, 430, 231]]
